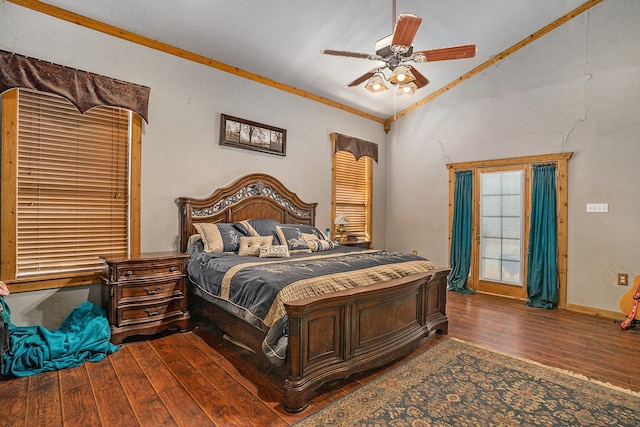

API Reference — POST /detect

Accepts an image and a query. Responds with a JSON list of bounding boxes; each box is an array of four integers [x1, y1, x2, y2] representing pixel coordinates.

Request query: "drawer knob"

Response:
[[169, 266, 176, 272], [126, 270, 133, 277], [145, 307, 161, 316], [144, 285, 162, 295]]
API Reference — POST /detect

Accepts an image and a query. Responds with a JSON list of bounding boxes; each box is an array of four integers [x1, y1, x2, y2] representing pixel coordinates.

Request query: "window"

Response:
[[1, 89, 141, 291], [332, 150, 372, 241]]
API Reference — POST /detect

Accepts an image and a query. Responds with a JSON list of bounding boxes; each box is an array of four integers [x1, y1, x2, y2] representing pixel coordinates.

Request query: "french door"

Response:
[[473, 166, 529, 299]]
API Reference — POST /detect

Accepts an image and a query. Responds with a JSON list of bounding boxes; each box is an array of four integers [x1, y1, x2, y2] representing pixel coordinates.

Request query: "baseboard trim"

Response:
[[565, 303, 626, 321], [476, 290, 626, 321]]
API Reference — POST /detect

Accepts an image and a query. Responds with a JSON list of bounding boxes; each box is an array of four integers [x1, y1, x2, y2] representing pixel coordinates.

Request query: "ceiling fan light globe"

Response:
[[365, 74, 389, 92], [388, 65, 416, 84], [398, 82, 417, 95]]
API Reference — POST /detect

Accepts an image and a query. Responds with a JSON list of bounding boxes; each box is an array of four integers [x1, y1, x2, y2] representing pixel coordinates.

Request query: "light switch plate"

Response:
[[586, 203, 608, 213]]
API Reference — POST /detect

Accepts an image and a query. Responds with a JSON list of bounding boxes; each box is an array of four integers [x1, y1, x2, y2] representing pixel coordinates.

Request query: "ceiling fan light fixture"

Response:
[[388, 64, 416, 84], [398, 81, 417, 95], [322, 11, 476, 95], [365, 74, 389, 92]]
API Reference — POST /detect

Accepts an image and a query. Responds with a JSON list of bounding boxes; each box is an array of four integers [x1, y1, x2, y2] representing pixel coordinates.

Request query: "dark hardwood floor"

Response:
[[1, 291, 638, 426]]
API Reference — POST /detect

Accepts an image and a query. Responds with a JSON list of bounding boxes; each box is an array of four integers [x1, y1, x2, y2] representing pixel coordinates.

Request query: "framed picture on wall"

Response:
[[220, 114, 286, 156]]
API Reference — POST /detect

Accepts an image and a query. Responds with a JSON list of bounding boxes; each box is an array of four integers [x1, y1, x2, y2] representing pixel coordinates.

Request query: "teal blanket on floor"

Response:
[[1, 300, 119, 377]]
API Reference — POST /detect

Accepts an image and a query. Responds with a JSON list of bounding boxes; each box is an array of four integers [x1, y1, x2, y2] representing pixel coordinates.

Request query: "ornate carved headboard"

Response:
[[177, 173, 317, 252]]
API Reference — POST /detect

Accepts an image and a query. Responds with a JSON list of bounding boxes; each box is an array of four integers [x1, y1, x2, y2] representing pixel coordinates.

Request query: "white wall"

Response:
[[386, 0, 640, 314], [0, 3, 387, 327]]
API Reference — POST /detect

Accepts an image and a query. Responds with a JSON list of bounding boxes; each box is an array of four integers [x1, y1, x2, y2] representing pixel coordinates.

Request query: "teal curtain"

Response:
[[447, 170, 474, 294], [525, 163, 558, 308]]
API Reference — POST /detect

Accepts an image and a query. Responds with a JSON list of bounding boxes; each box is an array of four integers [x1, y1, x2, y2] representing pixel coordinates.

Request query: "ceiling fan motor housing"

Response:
[[375, 34, 413, 69]]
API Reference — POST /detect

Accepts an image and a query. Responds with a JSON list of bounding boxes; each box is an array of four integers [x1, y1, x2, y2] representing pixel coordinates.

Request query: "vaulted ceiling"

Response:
[[20, 0, 597, 123]]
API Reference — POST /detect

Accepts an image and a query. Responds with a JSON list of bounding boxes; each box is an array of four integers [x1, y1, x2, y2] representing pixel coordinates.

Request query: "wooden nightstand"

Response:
[[101, 252, 191, 344], [341, 240, 372, 249]]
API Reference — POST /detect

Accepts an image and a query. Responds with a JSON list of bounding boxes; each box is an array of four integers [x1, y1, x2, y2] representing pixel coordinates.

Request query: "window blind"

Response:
[[16, 89, 130, 276], [334, 150, 371, 240]]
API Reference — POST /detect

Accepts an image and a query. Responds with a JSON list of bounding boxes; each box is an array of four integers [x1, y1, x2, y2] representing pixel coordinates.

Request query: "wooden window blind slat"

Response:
[[15, 89, 130, 277]]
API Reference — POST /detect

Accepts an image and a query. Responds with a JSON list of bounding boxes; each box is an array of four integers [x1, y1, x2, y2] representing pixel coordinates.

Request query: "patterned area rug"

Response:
[[295, 338, 639, 426]]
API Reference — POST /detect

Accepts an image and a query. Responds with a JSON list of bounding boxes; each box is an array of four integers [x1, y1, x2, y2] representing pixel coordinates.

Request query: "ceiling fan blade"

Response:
[[321, 49, 374, 60], [346, 70, 376, 87], [391, 14, 422, 52], [412, 44, 477, 62], [408, 66, 430, 88]]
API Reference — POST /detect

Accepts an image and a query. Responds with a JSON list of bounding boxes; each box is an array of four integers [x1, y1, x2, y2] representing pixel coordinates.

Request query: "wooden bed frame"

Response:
[[177, 173, 449, 412]]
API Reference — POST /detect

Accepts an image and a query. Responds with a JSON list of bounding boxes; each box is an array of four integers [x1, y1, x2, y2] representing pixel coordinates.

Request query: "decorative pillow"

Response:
[[287, 224, 327, 240], [302, 232, 318, 242], [307, 239, 339, 252], [187, 233, 203, 247], [233, 220, 260, 237], [193, 223, 246, 253], [258, 245, 290, 258], [234, 219, 284, 243], [238, 235, 273, 256], [186, 234, 205, 254], [275, 226, 312, 254]]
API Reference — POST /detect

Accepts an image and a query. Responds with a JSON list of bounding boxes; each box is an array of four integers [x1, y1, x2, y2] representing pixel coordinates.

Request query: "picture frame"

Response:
[[220, 114, 286, 156]]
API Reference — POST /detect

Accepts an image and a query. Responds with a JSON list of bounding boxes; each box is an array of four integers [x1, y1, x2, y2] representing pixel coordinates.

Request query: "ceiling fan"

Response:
[[321, 13, 477, 94]]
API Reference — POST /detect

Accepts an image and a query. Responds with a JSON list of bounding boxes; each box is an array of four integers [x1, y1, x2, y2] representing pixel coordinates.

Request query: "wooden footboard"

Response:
[[282, 268, 449, 412]]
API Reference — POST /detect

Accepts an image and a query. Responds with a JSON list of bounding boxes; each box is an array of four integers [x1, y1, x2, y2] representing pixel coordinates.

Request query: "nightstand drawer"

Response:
[[117, 297, 185, 327], [118, 277, 184, 302], [111, 259, 185, 282]]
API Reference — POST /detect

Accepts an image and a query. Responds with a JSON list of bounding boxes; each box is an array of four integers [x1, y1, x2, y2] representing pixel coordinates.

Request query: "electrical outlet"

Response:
[[618, 273, 628, 286]]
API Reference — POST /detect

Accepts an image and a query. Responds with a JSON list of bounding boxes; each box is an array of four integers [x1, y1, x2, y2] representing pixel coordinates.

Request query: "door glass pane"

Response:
[[482, 217, 501, 238], [502, 217, 521, 239], [481, 237, 502, 258], [480, 170, 524, 285], [502, 261, 521, 283]]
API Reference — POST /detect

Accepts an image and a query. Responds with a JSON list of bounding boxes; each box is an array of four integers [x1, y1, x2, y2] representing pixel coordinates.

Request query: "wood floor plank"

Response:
[[108, 343, 178, 427], [127, 340, 213, 427], [185, 331, 284, 401], [25, 370, 63, 426], [172, 332, 288, 427], [149, 334, 253, 426], [185, 331, 311, 425], [0, 375, 29, 426], [84, 351, 139, 427], [59, 364, 102, 427]]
